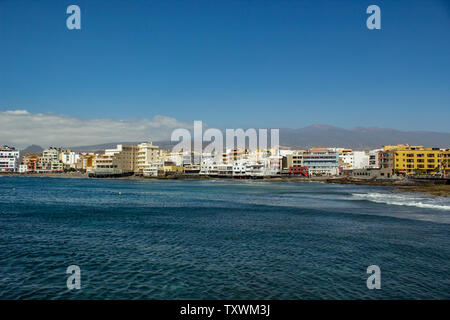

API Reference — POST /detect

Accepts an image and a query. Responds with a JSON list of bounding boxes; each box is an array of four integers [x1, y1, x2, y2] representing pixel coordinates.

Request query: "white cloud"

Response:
[[0, 110, 194, 149]]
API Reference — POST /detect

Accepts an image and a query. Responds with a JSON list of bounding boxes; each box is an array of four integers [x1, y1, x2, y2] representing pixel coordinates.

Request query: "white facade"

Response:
[[353, 151, 370, 169], [61, 151, 79, 167], [339, 150, 369, 170], [232, 161, 247, 176], [368, 149, 382, 168], [143, 162, 164, 177], [303, 149, 339, 176], [0, 146, 20, 172], [39, 148, 63, 172], [136, 142, 160, 173], [164, 151, 183, 167]]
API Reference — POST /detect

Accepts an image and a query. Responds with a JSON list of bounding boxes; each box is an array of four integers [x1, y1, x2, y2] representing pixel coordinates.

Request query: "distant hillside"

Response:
[[279, 126, 450, 150], [69, 142, 142, 152], [65, 125, 450, 152], [21, 145, 43, 153]]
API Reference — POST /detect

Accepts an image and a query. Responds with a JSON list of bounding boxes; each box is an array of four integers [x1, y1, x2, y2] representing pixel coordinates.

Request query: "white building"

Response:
[[0, 146, 20, 172], [39, 148, 63, 172], [339, 150, 369, 170], [136, 142, 160, 174], [60, 151, 79, 168], [368, 149, 382, 168], [303, 149, 339, 176], [143, 162, 164, 177], [352, 151, 370, 169], [232, 161, 247, 176], [200, 159, 219, 176]]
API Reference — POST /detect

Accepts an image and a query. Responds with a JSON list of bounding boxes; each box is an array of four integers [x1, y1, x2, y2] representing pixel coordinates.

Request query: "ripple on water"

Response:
[[0, 177, 449, 299]]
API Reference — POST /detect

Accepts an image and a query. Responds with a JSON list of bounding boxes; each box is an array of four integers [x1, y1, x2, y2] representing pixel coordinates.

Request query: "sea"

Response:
[[0, 176, 449, 299]]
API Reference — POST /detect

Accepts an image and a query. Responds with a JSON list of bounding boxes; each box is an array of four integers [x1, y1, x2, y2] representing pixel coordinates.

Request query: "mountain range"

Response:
[[20, 125, 450, 152]]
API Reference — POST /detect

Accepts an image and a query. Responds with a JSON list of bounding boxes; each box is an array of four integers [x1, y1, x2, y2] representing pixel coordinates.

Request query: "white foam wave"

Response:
[[352, 192, 450, 211]]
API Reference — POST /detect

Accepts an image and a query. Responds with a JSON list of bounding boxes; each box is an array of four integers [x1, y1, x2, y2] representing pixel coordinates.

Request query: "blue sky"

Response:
[[0, 0, 449, 132]]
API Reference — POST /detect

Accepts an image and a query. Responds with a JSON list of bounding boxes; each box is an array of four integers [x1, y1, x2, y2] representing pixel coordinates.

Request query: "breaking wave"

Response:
[[351, 192, 450, 211]]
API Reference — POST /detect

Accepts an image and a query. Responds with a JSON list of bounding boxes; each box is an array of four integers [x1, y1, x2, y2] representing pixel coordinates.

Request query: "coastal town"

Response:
[[1, 142, 449, 181]]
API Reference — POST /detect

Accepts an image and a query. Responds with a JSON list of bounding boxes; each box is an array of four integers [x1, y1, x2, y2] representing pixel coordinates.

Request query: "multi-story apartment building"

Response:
[[0, 146, 20, 172], [92, 154, 121, 175], [76, 153, 94, 171], [393, 146, 441, 174], [302, 148, 339, 176], [222, 148, 246, 164], [104, 144, 138, 173], [339, 150, 369, 169], [92, 144, 141, 175], [22, 153, 40, 172], [380, 150, 395, 172], [39, 148, 63, 172], [163, 150, 183, 166], [136, 142, 160, 174], [286, 151, 305, 168], [338, 149, 353, 169], [368, 149, 382, 168], [60, 150, 79, 168]]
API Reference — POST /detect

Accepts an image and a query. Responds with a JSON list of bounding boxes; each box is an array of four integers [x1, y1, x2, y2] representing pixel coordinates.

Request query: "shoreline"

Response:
[[1, 173, 449, 196], [325, 177, 450, 197]]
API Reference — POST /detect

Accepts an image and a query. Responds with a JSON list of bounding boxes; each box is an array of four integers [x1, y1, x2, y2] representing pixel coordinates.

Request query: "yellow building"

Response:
[[393, 146, 442, 174], [76, 153, 94, 171], [442, 149, 450, 175]]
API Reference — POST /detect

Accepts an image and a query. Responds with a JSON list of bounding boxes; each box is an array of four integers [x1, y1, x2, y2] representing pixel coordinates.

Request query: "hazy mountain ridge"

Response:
[[21, 125, 450, 152], [279, 126, 450, 150], [21, 145, 44, 153]]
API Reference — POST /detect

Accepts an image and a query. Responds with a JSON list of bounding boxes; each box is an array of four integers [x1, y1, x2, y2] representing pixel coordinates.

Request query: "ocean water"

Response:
[[0, 176, 449, 299]]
